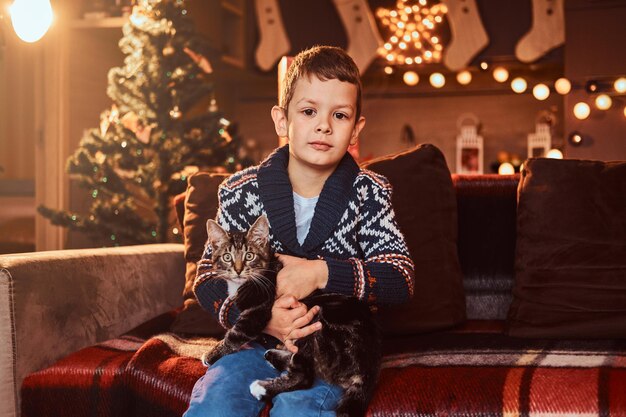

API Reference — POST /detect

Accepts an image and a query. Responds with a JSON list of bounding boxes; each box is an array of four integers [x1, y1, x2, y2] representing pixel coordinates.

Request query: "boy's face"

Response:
[[272, 75, 365, 176]]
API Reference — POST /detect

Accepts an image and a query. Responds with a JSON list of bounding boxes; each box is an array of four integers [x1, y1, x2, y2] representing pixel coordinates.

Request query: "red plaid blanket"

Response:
[[22, 320, 626, 417]]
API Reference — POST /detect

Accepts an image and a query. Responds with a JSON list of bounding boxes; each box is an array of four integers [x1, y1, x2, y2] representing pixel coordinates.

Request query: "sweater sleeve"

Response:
[[323, 180, 415, 305], [192, 185, 242, 329]]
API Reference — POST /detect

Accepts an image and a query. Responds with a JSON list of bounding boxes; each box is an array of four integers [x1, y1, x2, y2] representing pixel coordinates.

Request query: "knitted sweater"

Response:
[[193, 145, 415, 328]]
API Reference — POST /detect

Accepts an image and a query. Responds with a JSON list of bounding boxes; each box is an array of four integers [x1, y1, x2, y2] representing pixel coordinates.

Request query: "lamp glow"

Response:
[[533, 84, 550, 101], [615, 77, 626, 93], [546, 149, 563, 159], [9, 0, 53, 43], [498, 162, 515, 175], [429, 72, 445, 88], [492, 67, 509, 83], [554, 78, 571, 95], [573, 102, 591, 120], [511, 77, 527, 94], [403, 71, 419, 86], [595, 94, 612, 110], [456, 70, 472, 85]]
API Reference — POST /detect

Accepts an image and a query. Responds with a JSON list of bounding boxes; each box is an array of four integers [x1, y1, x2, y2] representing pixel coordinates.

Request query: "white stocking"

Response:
[[515, 0, 564, 63], [254, 0, 291, 71], [441, 0, 489, 71], [332, 0, 383, 74]]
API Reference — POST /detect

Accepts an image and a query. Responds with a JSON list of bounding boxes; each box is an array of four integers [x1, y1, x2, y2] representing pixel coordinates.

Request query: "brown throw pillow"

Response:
[[507, 158, 626, 338], [169, 172, 229, 336], [363, 144, 466, 335]]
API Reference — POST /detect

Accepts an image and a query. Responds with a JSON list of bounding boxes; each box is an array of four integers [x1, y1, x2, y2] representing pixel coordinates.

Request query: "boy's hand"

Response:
[[263, 295, 321, 353], [275, 253, 328, 299]]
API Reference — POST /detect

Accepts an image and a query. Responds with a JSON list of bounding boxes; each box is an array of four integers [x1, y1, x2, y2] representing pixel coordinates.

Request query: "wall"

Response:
[[563, 0, 626, 161]]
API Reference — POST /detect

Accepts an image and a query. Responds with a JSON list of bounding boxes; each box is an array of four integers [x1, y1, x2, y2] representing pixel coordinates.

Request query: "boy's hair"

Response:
[[279, 45, 362, 122]]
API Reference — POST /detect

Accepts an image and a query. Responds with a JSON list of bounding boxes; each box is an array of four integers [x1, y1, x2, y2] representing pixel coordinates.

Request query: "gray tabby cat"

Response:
[[201, 215, 381, 417]]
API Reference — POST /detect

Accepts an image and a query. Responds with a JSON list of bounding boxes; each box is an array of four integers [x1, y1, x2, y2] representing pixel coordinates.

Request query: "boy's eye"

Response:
[[303, 109, 315, 116], [222, 253, 232, 262], [335, 112, 349, 120], [245, 252, 255, 261]]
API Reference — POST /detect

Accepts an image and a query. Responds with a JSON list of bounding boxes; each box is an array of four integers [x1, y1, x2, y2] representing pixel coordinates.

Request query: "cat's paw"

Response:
[[201, 350, 220, 367], [249, 380, 268, 401]]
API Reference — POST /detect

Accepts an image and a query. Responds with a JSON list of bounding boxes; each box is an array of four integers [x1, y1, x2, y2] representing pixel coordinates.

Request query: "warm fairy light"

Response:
[[384, 66, 394, 75], [376, 0, 447, 68], [595, 94, 612, 110], [498, 162, 515, 175], [429, 72, 445, 88], [492, 67, 509, 83], [614, 77, 626, 93], [532, 84, 550, 101], [403, 71, 419, 86], [456, 70, 472, 85], [511, 77, 527, 93], [480, 61, 489, 70], [546, 149, 563, 159], [573, 102, 591, 120], [554, 78, 571, 95], [8, 0, 54, 43]]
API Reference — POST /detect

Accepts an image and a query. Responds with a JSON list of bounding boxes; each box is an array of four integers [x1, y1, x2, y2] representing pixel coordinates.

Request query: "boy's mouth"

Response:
[[309, 141, 332, 151]]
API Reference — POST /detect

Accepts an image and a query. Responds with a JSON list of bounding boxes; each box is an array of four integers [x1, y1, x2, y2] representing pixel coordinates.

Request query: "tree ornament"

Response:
[[184, 47, 213, 73], [209, 98, 218, 112], [163, 44, 175, 56], [170, 106, 182, 119]]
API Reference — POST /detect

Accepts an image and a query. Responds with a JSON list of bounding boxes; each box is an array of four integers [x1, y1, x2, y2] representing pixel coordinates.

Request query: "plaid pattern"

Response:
[[22, 319, 626, 417]]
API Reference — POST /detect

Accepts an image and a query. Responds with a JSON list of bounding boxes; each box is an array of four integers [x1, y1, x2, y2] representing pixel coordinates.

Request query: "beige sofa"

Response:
[[0, 244, 185, 417]]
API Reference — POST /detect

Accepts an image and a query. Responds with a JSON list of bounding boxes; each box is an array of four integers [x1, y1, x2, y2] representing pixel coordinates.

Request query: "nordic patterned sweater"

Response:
[[193, 145, 415, 328]]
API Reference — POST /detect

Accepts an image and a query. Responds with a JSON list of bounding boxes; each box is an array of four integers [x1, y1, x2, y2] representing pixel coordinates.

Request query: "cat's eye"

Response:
[[222, 253, 232, 262], [245, 252, 255, 261]]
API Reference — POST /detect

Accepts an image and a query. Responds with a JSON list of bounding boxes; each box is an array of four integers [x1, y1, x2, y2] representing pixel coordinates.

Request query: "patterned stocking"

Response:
[[332, 0, 383, 74], [515, 0, 564, 63], [254, 0, 291, 71], [441, 0, 489, 71]]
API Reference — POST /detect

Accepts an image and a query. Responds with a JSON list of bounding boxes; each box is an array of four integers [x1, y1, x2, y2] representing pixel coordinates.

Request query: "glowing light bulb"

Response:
[[511, 77, 527, 94], [9, 0, 54, 43], [615, 77, 626, 93], [533, 84, 550, 100], [546, 149, 563, 159], [573, 102, 591, 120], [498, 162, 515, 175], [403, 71, 419, 86], [456, 70, 472, 85], [492, 67, 509, 83], [384, 66, 394, 75], [595, 94, 612, 110], [554, 78, 571, 95], [429, 72, 445, 88]]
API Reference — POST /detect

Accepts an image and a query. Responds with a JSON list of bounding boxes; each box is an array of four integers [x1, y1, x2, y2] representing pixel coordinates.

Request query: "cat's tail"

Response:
[[336, 379, 370, 417]]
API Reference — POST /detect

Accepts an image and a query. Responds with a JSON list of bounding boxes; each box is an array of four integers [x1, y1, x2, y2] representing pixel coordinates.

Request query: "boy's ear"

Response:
[[350, 116, 366, 146], [271, 105, 288, 138]]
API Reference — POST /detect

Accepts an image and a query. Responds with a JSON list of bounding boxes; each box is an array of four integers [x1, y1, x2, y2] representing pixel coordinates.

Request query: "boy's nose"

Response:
[[316, 124, 331, 134]]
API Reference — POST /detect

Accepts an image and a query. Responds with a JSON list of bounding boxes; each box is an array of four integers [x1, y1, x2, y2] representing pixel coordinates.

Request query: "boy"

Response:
[[185, 45, 414, 417]]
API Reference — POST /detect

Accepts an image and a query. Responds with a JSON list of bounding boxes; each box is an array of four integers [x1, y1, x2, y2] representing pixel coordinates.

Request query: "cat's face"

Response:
[[205, 216, 271, 286]]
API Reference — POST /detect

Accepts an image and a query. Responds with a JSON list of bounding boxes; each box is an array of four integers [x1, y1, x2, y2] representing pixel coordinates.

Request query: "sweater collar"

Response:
[[257, 144, 360, 257]]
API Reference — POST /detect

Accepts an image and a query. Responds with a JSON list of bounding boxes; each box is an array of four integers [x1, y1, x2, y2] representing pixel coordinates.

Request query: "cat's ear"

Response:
[[206, 219, 229, 250], [247, 216, 269, 246]]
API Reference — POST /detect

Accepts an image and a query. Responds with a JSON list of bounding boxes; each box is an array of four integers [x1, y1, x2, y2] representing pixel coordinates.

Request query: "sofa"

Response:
[[2, 144, 625, 417]]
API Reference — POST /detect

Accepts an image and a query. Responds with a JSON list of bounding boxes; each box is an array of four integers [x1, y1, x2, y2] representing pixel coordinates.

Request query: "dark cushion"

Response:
[[507, 158, 626, 338], [169, 172, 228, 336], [363, 144, 466, 334]]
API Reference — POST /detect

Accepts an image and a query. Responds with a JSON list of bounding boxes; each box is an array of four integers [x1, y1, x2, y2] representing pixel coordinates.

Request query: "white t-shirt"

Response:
[[293, 191, 319, 245]]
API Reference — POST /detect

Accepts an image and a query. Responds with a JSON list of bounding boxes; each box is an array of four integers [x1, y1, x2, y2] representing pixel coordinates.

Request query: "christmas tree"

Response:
[[39, 0, 252, 246]]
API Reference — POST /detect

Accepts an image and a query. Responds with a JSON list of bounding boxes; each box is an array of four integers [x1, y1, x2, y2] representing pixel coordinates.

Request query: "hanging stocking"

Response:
[[254, 0, 291, 71], [332, 0, 383, 74], [515, 0, 564, 63], [441, 0, 489, 71]]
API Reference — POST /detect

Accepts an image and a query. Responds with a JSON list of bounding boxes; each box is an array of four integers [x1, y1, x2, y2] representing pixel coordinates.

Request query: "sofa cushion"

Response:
[[362, 144, 466, 334], [508, 158, 626, 338], [169, 172, 228, 336]]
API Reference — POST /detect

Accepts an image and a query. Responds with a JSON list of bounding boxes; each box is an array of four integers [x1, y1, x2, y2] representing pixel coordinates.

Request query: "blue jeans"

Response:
[[183, 343, 343, 417]]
